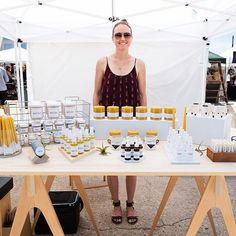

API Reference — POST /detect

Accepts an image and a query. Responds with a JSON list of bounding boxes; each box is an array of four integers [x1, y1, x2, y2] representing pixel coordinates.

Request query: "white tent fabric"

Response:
[[0, 48, 28, 62], [0, 0, 236, 120], [28, 41, 207, 119]]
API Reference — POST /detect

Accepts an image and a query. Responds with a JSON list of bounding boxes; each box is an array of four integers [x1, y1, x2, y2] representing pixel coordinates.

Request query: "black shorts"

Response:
[[0, 90, 7, 105]]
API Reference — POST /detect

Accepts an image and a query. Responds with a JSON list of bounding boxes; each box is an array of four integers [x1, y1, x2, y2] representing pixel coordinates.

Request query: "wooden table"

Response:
[[0, 141, 236, 236]]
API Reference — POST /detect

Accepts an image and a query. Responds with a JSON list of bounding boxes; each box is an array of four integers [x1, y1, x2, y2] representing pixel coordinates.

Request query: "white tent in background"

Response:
[[221, 47, 236, 66], [0, 48, 28, 62], [0, 0, 236, 119]]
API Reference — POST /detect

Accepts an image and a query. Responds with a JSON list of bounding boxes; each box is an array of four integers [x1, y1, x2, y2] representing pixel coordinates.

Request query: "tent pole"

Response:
[[14, 40, 22, 107], [18, 42, 25, 109]]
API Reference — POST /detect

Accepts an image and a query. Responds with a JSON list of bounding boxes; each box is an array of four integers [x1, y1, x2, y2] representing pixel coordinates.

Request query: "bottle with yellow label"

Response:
[[107, 106, 119, 120], [89, 127, 95, 149], [70, 137, 78, 157], [150, 107, 162, 120], [77, 131, 84, 154], [93, 106, 105, 119], [83, 129, 90, 151], [136, 106, 147, 120], [121, 106, 133, 120]]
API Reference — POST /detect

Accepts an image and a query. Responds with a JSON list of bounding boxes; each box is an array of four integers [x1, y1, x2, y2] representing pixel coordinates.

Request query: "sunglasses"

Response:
[[114, 32, 132, 39]]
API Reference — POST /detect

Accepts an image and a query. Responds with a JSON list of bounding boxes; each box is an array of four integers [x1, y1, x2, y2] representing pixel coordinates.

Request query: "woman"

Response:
[[93, 19, 147, 225]]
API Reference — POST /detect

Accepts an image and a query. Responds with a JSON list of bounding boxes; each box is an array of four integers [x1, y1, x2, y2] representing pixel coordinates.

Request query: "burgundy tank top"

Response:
[[99, 58, 141, 110]]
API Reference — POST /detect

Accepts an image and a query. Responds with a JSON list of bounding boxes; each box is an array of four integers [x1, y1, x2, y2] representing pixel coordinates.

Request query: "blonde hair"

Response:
[[112, 19, 132, 36]]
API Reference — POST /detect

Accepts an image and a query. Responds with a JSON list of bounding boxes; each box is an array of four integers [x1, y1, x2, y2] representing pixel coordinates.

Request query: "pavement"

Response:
[[11, 175, 236, 236]]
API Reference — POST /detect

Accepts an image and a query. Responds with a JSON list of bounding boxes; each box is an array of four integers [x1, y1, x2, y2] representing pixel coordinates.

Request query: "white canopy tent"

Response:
[[0, 47, 28, 62], [0, 0, 236, 120]]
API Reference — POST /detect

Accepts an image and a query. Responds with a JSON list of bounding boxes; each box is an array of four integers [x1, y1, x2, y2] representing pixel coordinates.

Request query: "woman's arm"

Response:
[[93, 57, 106, 106], [136, 59, 147, 106]]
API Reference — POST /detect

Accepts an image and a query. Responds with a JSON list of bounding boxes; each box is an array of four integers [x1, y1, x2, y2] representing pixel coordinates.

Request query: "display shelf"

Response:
[[90, 118, 173, 140], [58, 147, 97, 162]]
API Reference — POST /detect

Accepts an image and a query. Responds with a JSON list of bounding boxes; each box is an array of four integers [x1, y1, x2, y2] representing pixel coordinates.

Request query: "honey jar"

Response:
[[107, 106, 119, 120], [136, 106, 147, 120], [121, 106, 133, 120], [93, 106, 105, 119], [108, 129, 122, 150], [127, 129, 139, 137], [144, 130, 158, 150], [164, 107, 176, 120], [150, 107, 162, 120]]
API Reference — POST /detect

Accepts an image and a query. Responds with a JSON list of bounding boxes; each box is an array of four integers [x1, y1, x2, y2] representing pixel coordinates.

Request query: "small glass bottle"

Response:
[[107, 106, 119, 120], [139, 142, 143, 158], [89, 127, 95, 149], [77, 131, 84, 154], [121, 106, 133, 120], [133, 143, 140, 161], [66, 131, 72, 154], [124, 143, 132, 161], [136, 106, 147, 120], [121, 139, 126, 158], [83, 129, 90, 151], [70, 137, 78, 157], [93, 106, 105, 119]]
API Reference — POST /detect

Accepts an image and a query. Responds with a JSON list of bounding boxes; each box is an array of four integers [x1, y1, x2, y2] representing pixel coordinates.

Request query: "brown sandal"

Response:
[[111, 200, 122, 224], [126, 201, 138, 225]]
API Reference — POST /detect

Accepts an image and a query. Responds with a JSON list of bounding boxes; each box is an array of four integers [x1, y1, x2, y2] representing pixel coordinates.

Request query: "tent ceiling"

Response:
[[0, 0, 236, 42]]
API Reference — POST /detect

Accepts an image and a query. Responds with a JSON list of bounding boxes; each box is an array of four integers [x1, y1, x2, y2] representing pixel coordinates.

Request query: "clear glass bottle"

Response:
[[89, 127, 95, 149], [83, 129, 90, 151], [70, 137, 78, 157], [77, 131, 84, 154]]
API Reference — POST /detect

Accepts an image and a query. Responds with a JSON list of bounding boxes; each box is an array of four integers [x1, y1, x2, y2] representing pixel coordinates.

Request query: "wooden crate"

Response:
[[207, 147, 236, 162]]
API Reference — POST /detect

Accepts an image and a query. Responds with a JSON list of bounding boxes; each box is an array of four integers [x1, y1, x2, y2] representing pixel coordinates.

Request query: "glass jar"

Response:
[[136, 106, 147, 120], [121, 106, 133, 120], [53, 131, 61, 143], [31, 121, 42, 133], [55, 120, 64, 131], [144, 130, 158, 150], [107, 106, 119, 120], [93, 106, 105, 119], [41, 132, 51, 144], [163, 107, 176, 120], [108, 129, 122, 150], [18, 122, 29, 134], [150, 107, 162, 120], [65, 119, 74, 129], [44, 120, 53, 132]]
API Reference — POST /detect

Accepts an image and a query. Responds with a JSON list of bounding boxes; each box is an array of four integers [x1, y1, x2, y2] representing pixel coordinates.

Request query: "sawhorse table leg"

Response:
[[186, 176, 236, 236], [10, 176, 64, 236], [149, 176, 217, 236]]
